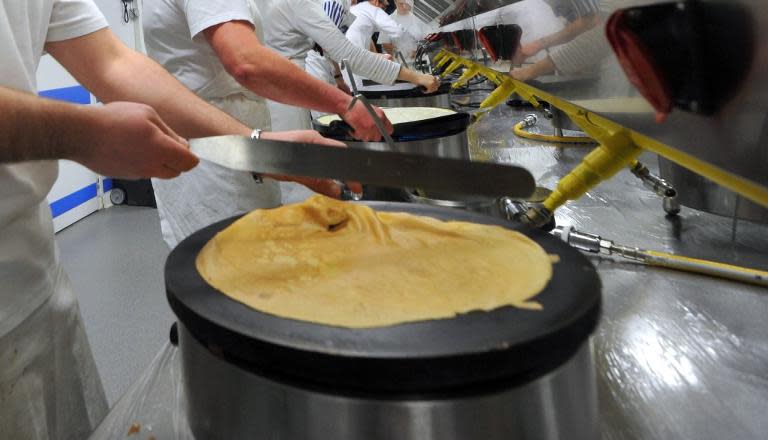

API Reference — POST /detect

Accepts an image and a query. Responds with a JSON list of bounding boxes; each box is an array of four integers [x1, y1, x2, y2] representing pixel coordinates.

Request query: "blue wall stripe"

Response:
[[38, 85, 91, 105], [103, 178, 113, 192], [50, 183, 98, 218]]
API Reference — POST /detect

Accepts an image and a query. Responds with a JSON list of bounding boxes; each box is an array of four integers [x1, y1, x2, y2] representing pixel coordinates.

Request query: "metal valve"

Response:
[[629, 161, 680, 215]]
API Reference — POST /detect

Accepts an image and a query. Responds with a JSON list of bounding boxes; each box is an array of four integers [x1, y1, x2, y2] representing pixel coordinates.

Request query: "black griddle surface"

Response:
[[166, 202, 600, 394], [358, 81, 452, 98]]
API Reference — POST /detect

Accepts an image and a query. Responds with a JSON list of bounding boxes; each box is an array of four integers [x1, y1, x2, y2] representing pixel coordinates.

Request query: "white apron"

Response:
[[304, 49, 336, 120], [266, 58, 314, 131], [152, 93, 282, 249], [0, 263, 108, 440]]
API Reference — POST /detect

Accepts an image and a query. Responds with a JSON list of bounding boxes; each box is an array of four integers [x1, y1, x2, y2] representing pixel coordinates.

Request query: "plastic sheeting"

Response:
[[1, 272, 108, 440], [90, 100, 768, 439], [88, 342, 193, 440]]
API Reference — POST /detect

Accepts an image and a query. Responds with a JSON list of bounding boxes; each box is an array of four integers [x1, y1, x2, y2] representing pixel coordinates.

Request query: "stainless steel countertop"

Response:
[[462, 93, 768, 439], [90, 89, 768, 440]]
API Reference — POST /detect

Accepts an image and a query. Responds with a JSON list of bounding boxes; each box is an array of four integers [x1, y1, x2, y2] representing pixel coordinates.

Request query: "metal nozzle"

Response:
[[629, 161, 680, 216], [630, 161, 677, 199], [521, 114, 538, 128], [553, 226, 646, 261], [520, 206, 554, 229], [553, 226, 612, 255], [498, 197, 528, 221]]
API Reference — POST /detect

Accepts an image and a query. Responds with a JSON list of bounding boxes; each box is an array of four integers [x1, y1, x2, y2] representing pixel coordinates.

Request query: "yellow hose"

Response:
[[644, 250, 768, 287], [513, 121, 596, 145]]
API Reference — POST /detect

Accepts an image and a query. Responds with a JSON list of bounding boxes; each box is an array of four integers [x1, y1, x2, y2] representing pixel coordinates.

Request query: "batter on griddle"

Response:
[[196, 196, 552, 328]]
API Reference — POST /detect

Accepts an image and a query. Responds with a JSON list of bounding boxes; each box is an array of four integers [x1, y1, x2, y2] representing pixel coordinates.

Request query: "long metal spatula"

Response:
[[189, 136, 535, 199]]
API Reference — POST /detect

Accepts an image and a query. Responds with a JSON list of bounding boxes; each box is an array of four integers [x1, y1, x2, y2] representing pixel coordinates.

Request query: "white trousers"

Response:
[[152, 93, 282, 249], [0, 264, 108, 440]]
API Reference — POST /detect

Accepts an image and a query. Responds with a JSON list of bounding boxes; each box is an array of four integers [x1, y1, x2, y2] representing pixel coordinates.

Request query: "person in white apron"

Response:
[[143, 0, 386, 248], [378, 0, 437, 63], [261, 0, 440, 131], [344, 0, 411, 89], [0, 3, 111, 438], [0, 0, 288, 437], [346, 0, 406, 52], [508, 0, 601, 80]]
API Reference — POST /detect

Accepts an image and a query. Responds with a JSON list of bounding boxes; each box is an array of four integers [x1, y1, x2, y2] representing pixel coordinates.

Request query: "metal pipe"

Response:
[[554, 226, 768, 287]]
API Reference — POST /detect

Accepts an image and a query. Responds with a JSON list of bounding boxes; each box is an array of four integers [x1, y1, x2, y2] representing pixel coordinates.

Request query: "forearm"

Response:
[[206, 22, 352, 116], [0, 86, 99, 163], [539, 15, 599, 50], [396, 66, 424, 83], [45, 29, 251, 138], [226, 45, 352, 115], [316, 27, 401, 84], [92, 50, 251, 138]]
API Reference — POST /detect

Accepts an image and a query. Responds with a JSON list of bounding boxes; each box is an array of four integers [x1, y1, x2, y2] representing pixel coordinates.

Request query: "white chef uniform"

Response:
[[343, 1, 406, 88], [260, 0, 403, 130], [378, 0, 437, 62], [0, 1, 109, 438], [143, 0, 281, 249]]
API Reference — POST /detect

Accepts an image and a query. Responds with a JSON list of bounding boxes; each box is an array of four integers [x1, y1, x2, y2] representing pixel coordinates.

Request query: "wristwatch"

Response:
[[251, 128, 264, 182]]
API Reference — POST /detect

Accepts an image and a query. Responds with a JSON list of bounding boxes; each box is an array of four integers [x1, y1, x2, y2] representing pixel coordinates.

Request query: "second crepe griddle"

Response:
[[316, 111, 472, 141], [358, 81, 453, 98]]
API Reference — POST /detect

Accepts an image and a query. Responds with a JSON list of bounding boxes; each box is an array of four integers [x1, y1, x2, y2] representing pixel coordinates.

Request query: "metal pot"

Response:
[[407, 187, 553, 223], [313, 108, 472, 160], [165, 203, 602, 440], [407, 191, 509, 218], [347, 131, 469, 160], [359, 82, 452, 109], [179, 323, 598, 440], [659, 157, 768, 223]]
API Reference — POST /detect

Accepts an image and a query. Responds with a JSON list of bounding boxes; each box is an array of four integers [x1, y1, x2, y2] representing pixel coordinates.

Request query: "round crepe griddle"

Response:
[[166, 202, 601, 395], [313, 108, 471, 142], [357, 81, 452, 98]]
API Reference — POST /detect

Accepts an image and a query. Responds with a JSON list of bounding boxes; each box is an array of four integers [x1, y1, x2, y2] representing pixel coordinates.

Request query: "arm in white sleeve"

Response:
[[373, 9, 406, 40], [548, 25, 610, 75], [294, 0, 401, 84]]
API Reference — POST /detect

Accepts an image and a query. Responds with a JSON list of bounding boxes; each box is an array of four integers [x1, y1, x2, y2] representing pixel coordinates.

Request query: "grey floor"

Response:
[[54, 184, 316, 407], [55, 205, 173, 406]]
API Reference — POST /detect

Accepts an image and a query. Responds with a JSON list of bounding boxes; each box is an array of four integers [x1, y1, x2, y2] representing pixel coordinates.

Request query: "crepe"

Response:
[[196, 195, 552, 328], [315, 107, 456, 126]]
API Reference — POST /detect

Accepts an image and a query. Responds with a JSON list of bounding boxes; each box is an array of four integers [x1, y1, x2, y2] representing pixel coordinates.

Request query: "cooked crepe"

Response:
[[196, 195, 551, 328], [315, 107, 456, 126]]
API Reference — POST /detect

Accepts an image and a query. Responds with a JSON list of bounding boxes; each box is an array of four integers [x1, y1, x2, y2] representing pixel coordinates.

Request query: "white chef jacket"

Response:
[[143, 0, 281, 248], [0, 0, 106, 340], [260, 0, 401, 85], [0, 0, 109, 437], [345, 2, 406, 52], [378, 11, 436, 60]]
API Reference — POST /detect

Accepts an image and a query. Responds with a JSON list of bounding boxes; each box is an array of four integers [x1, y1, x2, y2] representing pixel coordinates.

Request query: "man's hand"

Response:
[[508, 56, 556, 82], [415, 73, 440, 94], [513, 39, 544, 64], [509, 66, 536, 82], [71, 102, 199, 179], [340, 101, 394, 142], [260, 130, 363, 198]]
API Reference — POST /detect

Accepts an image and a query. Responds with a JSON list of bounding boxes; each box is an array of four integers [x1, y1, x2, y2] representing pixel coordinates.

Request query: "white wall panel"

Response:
[[42, 0, 144, 232]]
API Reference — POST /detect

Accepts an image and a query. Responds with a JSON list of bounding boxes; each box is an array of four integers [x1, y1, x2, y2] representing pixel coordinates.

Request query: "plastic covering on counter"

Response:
[[88, 342, 194, 440]]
